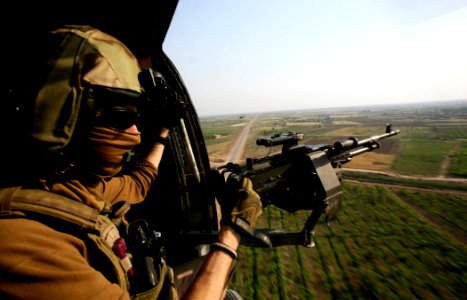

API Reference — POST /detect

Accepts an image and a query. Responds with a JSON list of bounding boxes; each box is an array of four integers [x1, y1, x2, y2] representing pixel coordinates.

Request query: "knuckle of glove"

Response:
[[233, 189, 262, 228], [238, 189, 249, 200]]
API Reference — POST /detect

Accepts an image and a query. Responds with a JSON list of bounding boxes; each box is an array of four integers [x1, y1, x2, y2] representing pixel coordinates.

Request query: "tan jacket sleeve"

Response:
[[0, 218, 130, 300], [99, 158, 158, 205]]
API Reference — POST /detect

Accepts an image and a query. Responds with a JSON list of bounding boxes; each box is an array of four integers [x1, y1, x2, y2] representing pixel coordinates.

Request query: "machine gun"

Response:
[[217, 124, 399, 248]]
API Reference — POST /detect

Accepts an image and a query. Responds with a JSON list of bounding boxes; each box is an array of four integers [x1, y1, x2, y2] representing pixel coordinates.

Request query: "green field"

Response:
[[230, 183, 466, 299], [200, 101, 467, 299], [392, 140, 454, 176], [449, 141, 467, 177]]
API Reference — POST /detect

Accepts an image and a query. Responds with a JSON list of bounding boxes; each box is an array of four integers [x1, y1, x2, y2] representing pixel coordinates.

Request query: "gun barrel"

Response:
[[358, 129, 400, 146], [348, 143, 380, 157], [333, 129, 399, 152], [333, 137, 358, 151], [330, 129, 399, 165]]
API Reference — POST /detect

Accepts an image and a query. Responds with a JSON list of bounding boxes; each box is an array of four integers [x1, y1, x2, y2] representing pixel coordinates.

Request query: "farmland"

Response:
[[199, 100, 467, 299], [230, 183, 466, 299]]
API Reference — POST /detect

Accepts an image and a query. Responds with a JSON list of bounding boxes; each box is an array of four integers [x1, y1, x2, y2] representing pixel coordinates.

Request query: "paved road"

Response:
[[225, 116, 257, 164]]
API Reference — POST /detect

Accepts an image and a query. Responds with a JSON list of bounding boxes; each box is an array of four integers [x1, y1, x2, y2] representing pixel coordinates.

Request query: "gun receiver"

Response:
[[218, 124, 399, 248]]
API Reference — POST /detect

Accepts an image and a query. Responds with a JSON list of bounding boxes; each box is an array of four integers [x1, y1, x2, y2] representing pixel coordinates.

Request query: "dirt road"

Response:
[[342, 167, 467, 184], [226, 116, 257, 163]]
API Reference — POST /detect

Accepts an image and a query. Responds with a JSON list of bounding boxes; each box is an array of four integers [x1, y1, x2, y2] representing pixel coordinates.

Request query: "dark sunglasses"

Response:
[[96, 106, 139, 130]]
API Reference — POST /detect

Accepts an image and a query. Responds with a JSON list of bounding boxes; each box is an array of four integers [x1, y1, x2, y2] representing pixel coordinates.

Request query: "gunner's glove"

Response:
[[220, 175, 263, 237], [138, 68, 186, 130]]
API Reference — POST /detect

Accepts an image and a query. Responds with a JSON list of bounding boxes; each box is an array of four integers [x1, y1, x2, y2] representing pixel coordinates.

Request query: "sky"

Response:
[[164, 0, 467, 116]]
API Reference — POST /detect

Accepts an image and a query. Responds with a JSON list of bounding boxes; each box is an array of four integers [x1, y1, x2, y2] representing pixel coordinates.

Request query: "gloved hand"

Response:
[[221, 175, 263, 237], [138, 68, 185, 130]]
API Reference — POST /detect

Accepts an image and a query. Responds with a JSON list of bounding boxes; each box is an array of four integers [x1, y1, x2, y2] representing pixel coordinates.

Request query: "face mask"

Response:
[[84, 126, 141, 178]]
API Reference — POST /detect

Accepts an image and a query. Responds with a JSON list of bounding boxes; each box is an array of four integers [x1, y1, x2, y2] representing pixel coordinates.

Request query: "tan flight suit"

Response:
[[0, 25, 181, 299], [0, 159, 177, 299]]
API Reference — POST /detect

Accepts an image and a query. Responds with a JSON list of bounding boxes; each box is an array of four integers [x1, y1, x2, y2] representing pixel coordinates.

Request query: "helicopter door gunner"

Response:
[[0, 25, 262, 300]]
